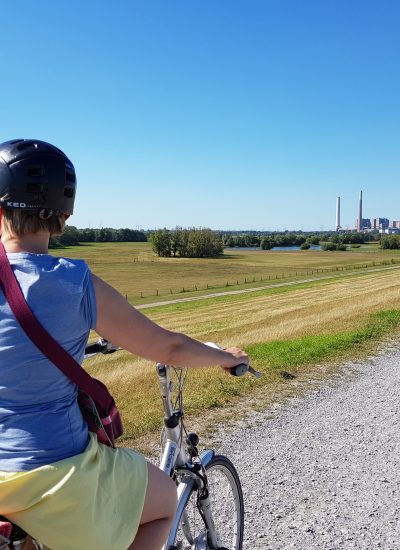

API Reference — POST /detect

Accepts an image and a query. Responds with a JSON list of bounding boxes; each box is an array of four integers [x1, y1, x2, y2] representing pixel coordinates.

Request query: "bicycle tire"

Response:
[[172, 455, 244, 550]]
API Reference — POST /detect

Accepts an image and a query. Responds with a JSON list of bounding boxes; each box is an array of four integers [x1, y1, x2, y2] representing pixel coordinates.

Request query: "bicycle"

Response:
[[1, 339, 260, 550]]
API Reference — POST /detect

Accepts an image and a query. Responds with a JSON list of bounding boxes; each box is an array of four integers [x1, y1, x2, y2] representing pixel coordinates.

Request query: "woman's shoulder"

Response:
[[8, 253, 92, 291], [8, 252, 89, 270]]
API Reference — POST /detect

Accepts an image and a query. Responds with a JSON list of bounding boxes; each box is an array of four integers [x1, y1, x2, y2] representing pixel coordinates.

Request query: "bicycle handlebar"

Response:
[[230, 363, 249, 377], [84, 338, 119, 357], [85, 339, 261, 377], [204, 342, 262, 378]]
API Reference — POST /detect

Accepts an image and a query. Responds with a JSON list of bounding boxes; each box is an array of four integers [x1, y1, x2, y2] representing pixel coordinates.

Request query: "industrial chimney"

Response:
[[358, 190, 363, 232], [336, 196, 341, 231]]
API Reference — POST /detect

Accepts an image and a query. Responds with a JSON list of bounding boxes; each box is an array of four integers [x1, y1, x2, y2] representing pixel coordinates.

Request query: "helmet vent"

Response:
[[65, 170, 76, 183], [27, 166, 45, 177], [64, 186, 75, 198], [16, 141, 36, 152], [26, 182, 45, 193]]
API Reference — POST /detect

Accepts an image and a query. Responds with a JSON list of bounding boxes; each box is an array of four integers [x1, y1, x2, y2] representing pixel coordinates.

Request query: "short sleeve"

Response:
[[82, 269, 97, 330]]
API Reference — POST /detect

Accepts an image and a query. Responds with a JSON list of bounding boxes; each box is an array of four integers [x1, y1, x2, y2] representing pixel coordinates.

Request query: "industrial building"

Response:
[[335, 192, 399, 233]]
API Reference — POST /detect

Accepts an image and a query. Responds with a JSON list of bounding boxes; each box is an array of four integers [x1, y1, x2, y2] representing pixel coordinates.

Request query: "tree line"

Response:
[[224, 231, 377, 251], [50, 225, 399, 254], [50, 226, 147, 247], [151, 228, 224, 257]]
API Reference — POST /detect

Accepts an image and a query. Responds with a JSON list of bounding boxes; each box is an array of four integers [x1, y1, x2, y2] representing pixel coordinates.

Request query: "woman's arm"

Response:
[[92, 274, 248, 370]]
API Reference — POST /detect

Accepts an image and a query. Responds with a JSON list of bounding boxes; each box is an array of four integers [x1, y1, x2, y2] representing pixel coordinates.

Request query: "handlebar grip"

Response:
[[230, 363, 249, 377]]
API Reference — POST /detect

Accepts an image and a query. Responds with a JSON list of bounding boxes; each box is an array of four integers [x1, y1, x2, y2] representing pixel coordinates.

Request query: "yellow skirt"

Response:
[[0, 433, 148, 550]]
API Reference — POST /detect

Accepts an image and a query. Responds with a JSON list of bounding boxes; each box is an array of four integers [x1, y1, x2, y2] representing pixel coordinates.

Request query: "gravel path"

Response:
[[216, 342, 400, 549]]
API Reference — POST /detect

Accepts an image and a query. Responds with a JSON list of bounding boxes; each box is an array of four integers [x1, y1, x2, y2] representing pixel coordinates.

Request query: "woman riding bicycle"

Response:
[[0, 139, 248, 550]]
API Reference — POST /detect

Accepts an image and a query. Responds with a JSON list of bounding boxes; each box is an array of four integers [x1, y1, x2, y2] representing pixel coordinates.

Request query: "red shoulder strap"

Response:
[[0, 242, 111, 411]]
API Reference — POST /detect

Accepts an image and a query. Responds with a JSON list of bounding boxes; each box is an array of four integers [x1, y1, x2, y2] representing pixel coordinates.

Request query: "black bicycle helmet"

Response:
[[0, 139, 76, 216]]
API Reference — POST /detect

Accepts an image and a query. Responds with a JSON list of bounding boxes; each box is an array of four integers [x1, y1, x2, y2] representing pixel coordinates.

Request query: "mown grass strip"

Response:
[[142, 266, 400, 316]]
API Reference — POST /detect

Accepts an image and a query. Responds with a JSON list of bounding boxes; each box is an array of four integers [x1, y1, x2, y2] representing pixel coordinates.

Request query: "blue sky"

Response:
[[1, 1, 399, 231]]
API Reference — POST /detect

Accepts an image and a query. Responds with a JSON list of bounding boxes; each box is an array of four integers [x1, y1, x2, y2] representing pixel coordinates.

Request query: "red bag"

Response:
[[78, 383, 123, 447], [0, 242, 123, 448]]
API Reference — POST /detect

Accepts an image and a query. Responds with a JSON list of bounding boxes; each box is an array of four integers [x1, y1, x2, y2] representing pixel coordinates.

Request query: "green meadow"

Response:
[[54, 241, 400, 304]]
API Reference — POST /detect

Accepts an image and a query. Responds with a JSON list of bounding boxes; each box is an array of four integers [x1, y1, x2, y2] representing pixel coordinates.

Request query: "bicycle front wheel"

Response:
[[173, 455, 244, 550]]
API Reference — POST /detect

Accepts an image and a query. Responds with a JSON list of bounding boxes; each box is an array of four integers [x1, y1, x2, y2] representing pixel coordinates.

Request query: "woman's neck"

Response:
[[1, 231, 50, 254]]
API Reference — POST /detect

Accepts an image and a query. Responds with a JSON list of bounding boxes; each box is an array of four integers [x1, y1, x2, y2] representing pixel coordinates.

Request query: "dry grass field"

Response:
[[53, 242, 400, 304], [143, 268, 400, 345], [71, 245, 400, 443]]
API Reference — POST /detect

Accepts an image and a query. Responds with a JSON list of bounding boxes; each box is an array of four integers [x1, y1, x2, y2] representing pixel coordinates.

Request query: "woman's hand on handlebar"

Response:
[[220, 346, 249, 373]]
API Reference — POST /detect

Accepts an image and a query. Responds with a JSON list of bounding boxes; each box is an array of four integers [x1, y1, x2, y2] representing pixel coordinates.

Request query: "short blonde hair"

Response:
[[1, 208, 66, 237]]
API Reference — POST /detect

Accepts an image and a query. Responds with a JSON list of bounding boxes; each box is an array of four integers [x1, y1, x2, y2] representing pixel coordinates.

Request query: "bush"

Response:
[[380, 235, 400, 249], [261, 237, 274, 250], [300, 242, 311, 250], [321, 242, 337, 251]]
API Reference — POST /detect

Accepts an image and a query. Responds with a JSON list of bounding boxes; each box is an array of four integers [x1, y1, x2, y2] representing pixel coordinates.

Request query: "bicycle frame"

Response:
[[156, 363, 221, 550]]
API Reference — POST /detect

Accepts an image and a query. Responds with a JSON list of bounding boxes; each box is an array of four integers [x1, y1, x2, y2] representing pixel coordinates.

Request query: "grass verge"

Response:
[[116, 309, 400, 448], [247, 309, 400, 372]]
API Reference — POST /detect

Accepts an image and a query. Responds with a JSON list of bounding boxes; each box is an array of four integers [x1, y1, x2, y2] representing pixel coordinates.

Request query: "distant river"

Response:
[[225, 245, 321, 251]]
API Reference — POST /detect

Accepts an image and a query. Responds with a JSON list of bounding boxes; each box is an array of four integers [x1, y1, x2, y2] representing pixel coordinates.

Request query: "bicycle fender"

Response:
[[199, 449, 215, 467]]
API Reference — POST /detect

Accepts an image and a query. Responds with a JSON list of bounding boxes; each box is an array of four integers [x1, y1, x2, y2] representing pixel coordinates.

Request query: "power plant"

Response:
[[335, 191, 400, 234]]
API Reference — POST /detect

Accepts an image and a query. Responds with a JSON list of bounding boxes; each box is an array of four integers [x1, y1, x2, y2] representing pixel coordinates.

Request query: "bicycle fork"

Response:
[[197, 489, 221, 549], [165, 450, 222, 550]]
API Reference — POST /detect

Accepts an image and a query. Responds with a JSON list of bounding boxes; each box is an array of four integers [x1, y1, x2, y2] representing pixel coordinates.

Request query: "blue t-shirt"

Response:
[[0, 253, 97, 472]]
